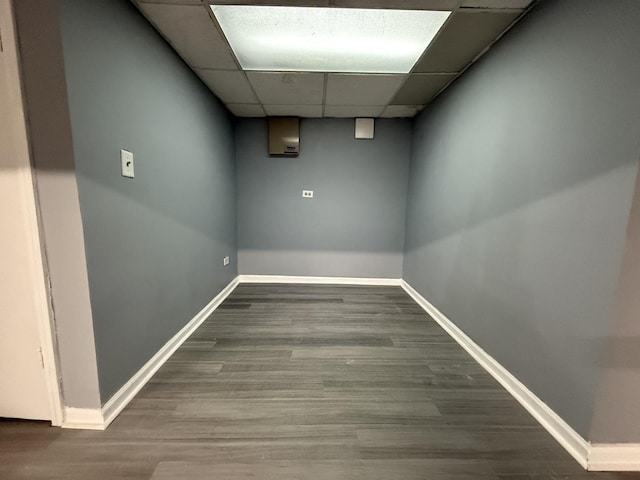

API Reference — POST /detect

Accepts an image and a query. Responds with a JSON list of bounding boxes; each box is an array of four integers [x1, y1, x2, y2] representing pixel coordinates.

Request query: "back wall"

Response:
[[236, 118, 411, 278]]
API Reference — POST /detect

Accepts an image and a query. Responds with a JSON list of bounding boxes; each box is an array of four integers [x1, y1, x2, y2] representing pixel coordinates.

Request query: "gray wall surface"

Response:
[[59, 0, 237, 403], [236, 118, 411, 278], [403, 0, 640, 438], [14, 0, 102, 409]]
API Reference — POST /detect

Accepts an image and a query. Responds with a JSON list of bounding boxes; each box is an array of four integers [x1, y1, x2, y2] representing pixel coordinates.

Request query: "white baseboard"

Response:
[[62, 277, 239, 430], [237, 274, 402, 286], [62, 407, 105, 430], [588, 444, 640, 471], [400, 280, 591, 470]]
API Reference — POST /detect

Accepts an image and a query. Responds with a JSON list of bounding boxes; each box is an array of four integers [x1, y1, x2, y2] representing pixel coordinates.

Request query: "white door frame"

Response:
[[1, 0, 63, 425]]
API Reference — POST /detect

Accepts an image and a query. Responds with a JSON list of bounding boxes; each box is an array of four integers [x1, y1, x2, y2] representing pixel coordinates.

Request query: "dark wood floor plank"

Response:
[[1, 283, 636, 479]]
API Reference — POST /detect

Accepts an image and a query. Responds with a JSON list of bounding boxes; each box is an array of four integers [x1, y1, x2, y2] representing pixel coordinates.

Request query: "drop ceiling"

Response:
[[132, 0, 535, 118]]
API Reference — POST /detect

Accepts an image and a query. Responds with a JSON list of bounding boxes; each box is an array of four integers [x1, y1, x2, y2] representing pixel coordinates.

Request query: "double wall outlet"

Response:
[[302, 190, 314, 198]]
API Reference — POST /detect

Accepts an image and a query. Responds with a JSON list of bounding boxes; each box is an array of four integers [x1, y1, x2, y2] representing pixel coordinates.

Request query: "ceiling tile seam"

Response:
[[204, 3, 266, 115]]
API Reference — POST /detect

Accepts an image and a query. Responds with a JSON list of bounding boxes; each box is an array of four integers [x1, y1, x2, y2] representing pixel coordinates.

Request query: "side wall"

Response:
[[403, 0, 640, 437], [236, 118, 411, 279], [59, 0, 237, 402]]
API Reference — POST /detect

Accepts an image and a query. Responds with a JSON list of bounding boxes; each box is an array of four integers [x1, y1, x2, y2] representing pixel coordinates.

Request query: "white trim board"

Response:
[[237, 274, 402, 286], [61, 277, 239, 430], [62, 407, 105, 430], [589, 444, 640, 472], [401, 280, 640, 472], [0, 0, 64, 427]]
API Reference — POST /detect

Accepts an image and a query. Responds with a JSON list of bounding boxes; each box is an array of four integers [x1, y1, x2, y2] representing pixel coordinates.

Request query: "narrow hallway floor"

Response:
[[2, 284, 638, 479]]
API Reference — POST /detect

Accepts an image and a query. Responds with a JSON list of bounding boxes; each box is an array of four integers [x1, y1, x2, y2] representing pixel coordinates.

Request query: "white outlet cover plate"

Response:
[[121, 149, 134, 178], [302, 190, 314, 198], [223, 256, 230, 266]]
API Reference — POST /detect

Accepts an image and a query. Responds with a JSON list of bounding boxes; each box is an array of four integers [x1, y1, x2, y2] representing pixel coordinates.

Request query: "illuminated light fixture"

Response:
[[211, 6, 450, 74]]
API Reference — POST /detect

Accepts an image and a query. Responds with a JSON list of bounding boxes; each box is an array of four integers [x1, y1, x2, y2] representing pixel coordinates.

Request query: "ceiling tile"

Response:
[[413, 10, 521, 73], [264, 105, 323, 117], [137, 3, 238, 69], [460, 0, 532, 8], [325, 74, 406, 106], [324, 105, 385, 118], [226, 104, 266, 117], [196, 69, 258, 103], [247, 72, 324, 105], [381, 105, 423, 118], [391, 73, 456, 105]]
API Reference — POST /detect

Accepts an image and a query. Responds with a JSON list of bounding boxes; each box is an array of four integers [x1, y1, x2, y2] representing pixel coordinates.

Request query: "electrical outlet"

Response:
[[223, 256, 230, 266], [302, 190, 314, 198], [121, 149, 134, 178]]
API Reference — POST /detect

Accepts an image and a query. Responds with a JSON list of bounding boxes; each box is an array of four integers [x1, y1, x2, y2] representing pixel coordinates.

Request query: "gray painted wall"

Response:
[[236, 118, 411, 278], [403, 0, 640, 438], [59, 0, 237, 402], [14, 0, 101, 409]]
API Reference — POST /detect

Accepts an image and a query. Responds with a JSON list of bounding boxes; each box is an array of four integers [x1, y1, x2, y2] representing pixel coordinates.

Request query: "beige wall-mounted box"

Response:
[[269, 117, 300, 156], [355, 118, 374, 139]]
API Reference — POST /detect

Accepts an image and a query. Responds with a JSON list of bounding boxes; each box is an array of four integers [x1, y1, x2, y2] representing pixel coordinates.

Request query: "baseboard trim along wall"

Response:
[[237, 274, 402, 286], [60, 274, 640, 471], [61, 407, 105, 430], [588, 444, 640, 471], [61, 277, 240, 430], [400, 280, 640, 472], [399, 280, 590, 468]]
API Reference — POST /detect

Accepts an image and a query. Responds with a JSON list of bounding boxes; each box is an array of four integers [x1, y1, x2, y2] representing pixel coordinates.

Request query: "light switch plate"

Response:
[[121, 149, 134, 178], [223, 256, 230, 266]]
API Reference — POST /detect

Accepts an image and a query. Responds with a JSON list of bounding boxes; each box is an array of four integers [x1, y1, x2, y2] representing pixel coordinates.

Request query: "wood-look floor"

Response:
[[1, 284, 638, 479]]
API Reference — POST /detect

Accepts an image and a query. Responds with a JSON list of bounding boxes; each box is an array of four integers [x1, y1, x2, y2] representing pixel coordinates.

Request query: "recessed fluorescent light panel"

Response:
[[211, 6, 450, 74]]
